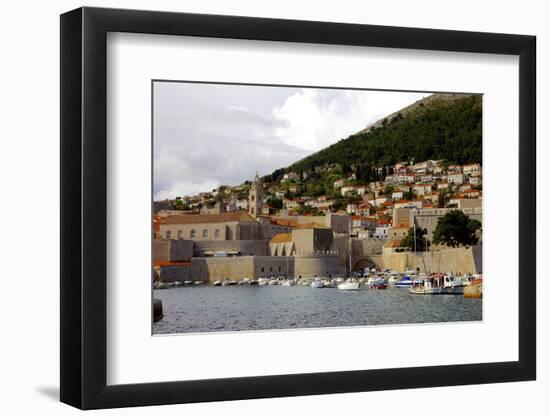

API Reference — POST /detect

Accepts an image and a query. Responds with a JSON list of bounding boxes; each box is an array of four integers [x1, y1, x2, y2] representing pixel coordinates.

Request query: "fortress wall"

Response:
[[159, 264, 192, 282], [293, 255, 346, 279], [191, 257, 255, 282], [381, 246, 481, 274], [153, 239, 194, 262]]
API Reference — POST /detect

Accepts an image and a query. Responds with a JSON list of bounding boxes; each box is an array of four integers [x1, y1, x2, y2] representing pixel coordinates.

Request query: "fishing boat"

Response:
[[394, 275, 415, 288], [409, 274, 465, 295]]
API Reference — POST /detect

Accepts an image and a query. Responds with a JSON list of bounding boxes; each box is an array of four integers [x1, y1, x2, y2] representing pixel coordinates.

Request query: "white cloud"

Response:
[[272, 89, 427, 151], [153, 82, 427, 200]]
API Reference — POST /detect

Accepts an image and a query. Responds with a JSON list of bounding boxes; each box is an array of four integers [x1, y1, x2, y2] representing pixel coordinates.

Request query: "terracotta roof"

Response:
[[160, 210, 257, 225], [270, 233, 292, 243]]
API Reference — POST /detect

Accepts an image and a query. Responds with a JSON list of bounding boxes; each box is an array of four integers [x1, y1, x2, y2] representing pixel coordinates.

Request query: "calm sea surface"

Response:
[[153, 285, 482, 334]]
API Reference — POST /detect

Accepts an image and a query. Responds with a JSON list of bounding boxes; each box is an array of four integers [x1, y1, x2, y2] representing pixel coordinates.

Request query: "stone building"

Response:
[[159, 210, 261, 241]]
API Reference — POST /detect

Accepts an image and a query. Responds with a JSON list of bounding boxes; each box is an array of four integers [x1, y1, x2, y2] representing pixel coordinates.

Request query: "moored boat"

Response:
[[394, 275, 415, 288], [311, 278, 324, 288], [212, 280, 222, 286], [409, 274, 465, 295], [337, 280, 359, 290]]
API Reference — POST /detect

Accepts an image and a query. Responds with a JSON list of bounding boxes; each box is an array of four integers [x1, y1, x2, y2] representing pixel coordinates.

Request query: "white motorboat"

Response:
[[239, 278, 251, 285], [258, 278, 269, 286], [338, 281, 360, 290], [268, 279, 279, 285], [310, 278, 324, 288], [212, 280, 222, 286], [367, 277, 385, 286], [194, 281, 203, 285], [281, 280, 295, 287], [183, 280, 193, 285]]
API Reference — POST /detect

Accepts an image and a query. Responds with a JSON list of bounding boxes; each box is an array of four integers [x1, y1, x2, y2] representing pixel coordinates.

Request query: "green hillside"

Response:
[[285, 93, 482, 176]]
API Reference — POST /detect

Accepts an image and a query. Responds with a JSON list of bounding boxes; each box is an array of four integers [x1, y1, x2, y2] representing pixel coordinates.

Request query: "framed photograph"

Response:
[[60, 6, 536, 409]]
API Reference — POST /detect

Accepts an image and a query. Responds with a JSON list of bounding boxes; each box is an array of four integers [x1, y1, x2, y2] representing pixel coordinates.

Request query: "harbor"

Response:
[[152, 269, 483, 334]]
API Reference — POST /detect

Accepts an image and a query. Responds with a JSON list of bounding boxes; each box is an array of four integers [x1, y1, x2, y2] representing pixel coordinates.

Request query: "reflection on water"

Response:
[[152, 286, 482, 335]]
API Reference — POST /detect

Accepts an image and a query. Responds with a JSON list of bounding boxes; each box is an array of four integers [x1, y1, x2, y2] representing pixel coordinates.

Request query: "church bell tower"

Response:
[[249, 172, 263, 217]]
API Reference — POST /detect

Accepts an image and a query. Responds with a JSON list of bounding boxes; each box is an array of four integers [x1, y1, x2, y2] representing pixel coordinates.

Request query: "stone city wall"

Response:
[[293, 254, 345, 279], [158, 264, 192, 282], [189, 254, 345, 282], [153, 239, 194, 262], [381, 245, 482, 275]]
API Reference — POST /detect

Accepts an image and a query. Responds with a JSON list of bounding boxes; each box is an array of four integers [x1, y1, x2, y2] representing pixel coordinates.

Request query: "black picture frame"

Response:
[[60, 6, 536, 410]]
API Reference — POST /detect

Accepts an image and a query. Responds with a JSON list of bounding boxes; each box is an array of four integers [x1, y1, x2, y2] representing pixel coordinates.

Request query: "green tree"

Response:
[[383, 185, 395, 196], [400, 227, 429, 251], [267, 197, 283, 209], [432, 210, 482, 247]]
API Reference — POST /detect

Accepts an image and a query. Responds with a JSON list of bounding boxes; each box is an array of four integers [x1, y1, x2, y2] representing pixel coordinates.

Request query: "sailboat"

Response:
[[338, 238, 359, 290]]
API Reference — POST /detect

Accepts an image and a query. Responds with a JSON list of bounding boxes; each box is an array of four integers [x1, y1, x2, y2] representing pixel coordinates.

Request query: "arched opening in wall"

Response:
[[202, 229, 208, 239], [215, 229, 221, 240], [354, 258, 377, 272], [190, 229, 196, 240], [165, 230, 171, 240], [177, 230, 183, 239]]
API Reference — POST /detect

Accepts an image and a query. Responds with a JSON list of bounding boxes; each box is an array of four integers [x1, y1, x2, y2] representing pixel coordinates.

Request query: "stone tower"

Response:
[[249, 172, 263, 217]]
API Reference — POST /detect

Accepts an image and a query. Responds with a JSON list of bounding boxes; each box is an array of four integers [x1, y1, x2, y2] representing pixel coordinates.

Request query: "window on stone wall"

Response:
[[261, 267, 265, 273], [190, 229, 196, 239], [215, 229, 221, 239], [177, 230, 183, 239], [165, 230, 171, 239], [202, 229, 208, 239]]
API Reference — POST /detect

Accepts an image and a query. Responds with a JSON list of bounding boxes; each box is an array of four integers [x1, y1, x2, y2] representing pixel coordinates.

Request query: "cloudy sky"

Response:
[[153, 82, 427, 200]]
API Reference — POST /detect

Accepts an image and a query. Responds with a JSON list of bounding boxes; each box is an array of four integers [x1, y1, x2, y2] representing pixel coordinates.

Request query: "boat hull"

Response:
[[338, 282, 360, 290], [409, 286, 464, 295]]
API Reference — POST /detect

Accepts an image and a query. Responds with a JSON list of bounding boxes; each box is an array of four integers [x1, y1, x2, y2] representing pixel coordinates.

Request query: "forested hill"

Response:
[[286, 93, 482, 175]]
